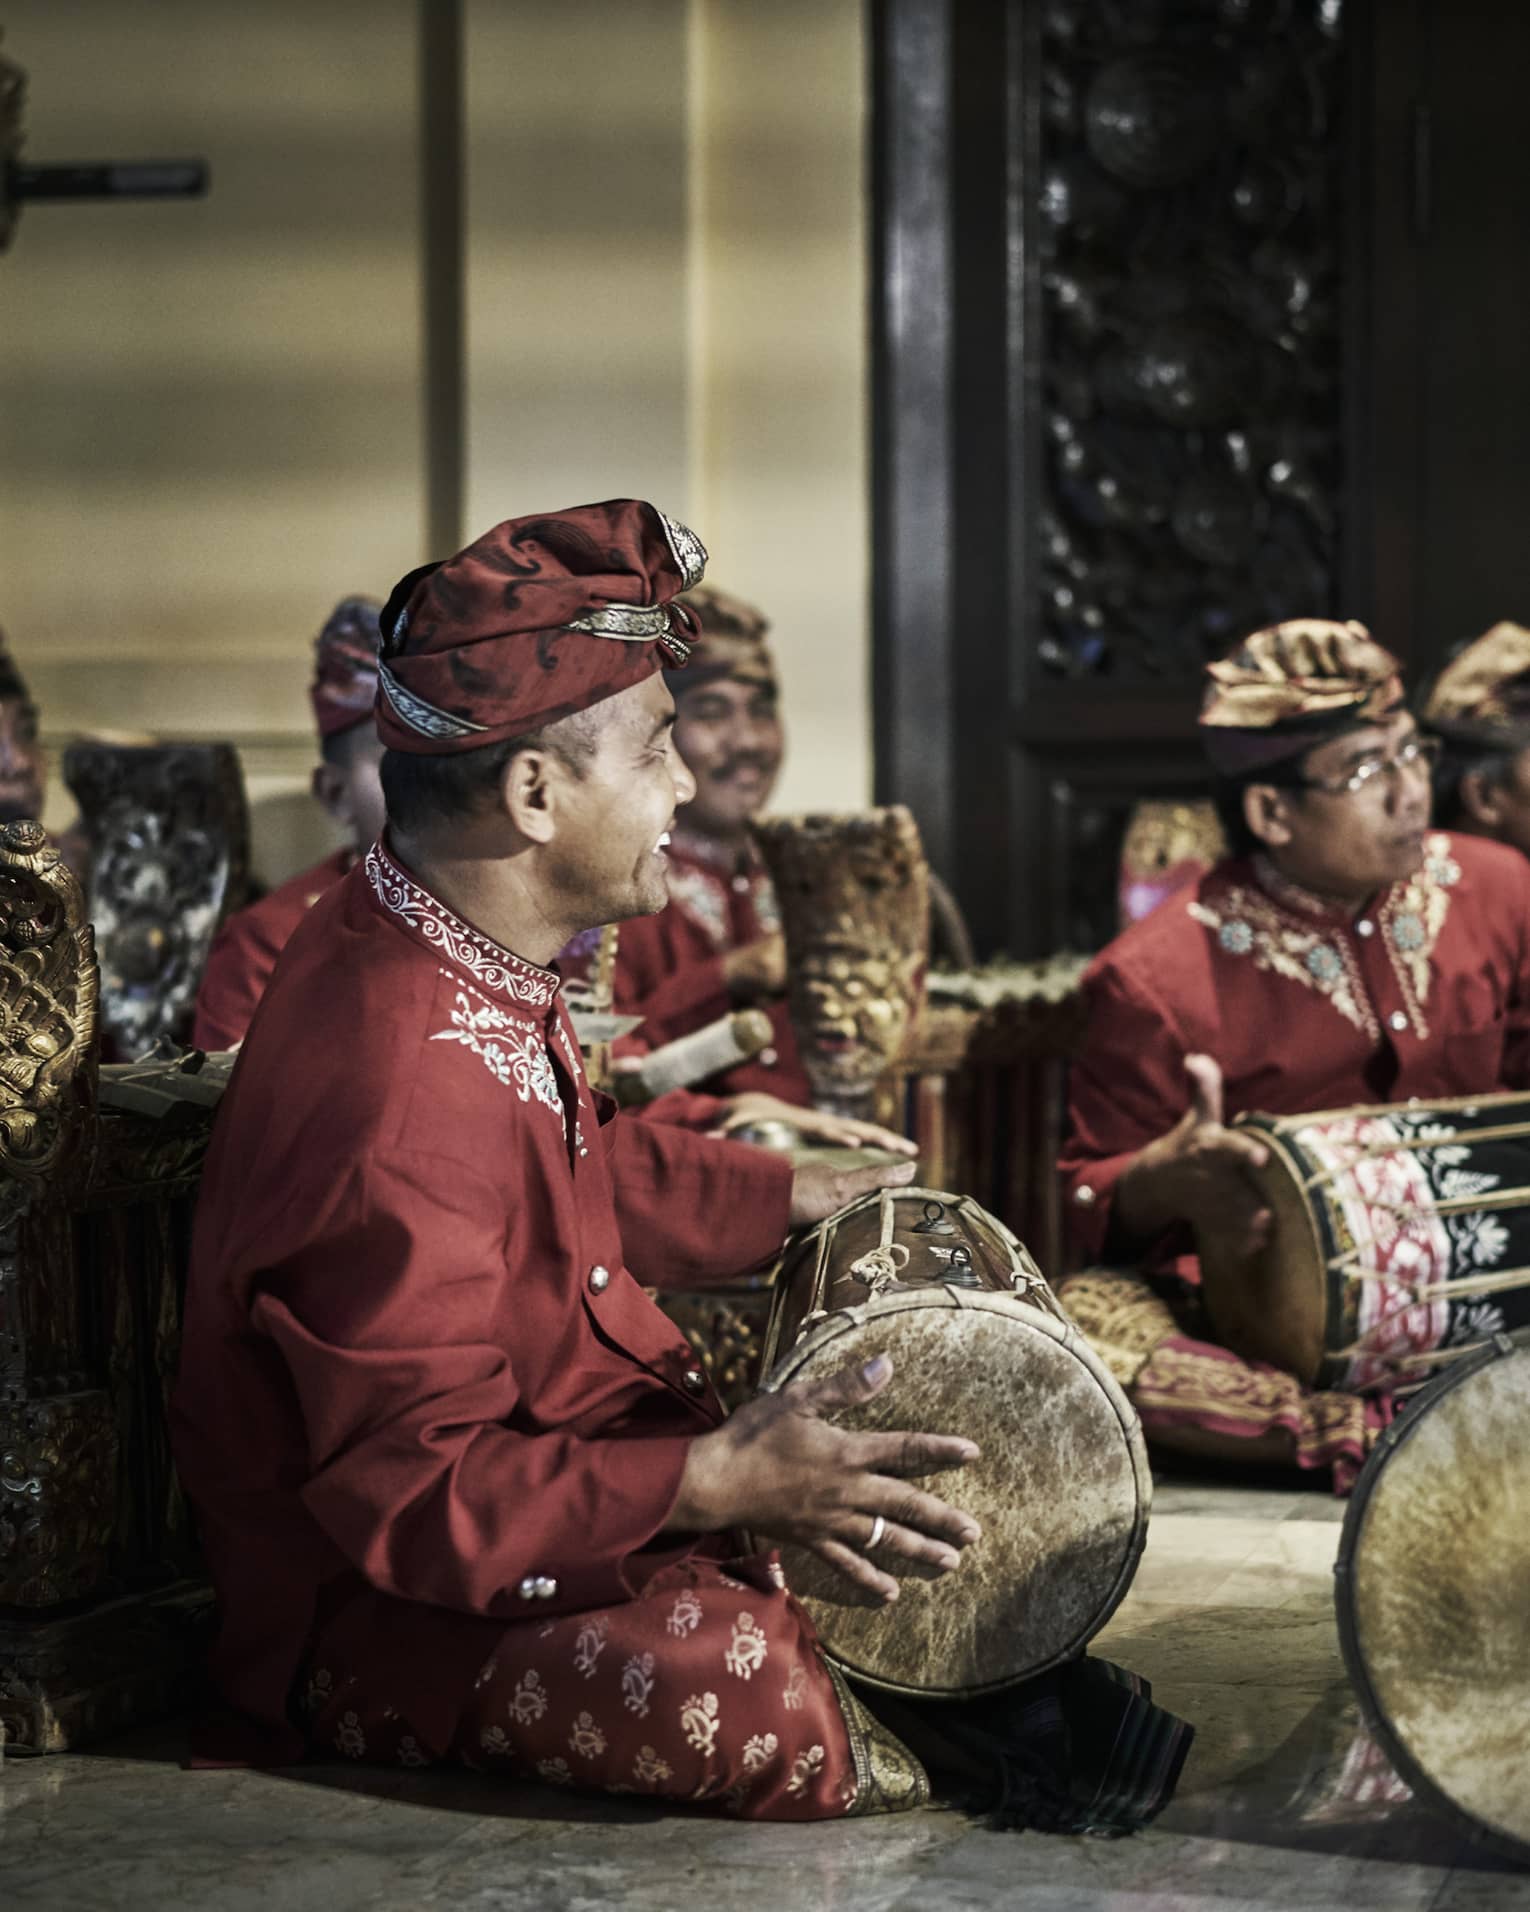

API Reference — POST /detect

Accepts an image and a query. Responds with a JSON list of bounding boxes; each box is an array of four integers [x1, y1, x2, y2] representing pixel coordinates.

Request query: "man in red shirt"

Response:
[[1059, 620, 1530, 1487], [611, 585, 810, 1104], [193, 597, 387, 1050], [1421, 619, 1530, 855], [173, 501, 1187, 1829]]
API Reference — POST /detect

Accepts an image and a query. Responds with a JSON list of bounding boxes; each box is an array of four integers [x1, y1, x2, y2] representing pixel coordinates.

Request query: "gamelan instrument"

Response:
[[1201, 1093, 1530, 1390], [1334, 1328, 1530, 1863], [757, 1185, 1150, 1698]]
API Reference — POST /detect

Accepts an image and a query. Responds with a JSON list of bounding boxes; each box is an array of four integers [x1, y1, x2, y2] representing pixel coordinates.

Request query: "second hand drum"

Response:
[[756, 1185, 1150, 1698]]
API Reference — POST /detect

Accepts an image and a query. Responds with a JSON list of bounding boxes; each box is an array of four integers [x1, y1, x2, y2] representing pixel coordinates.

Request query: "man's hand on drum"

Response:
[[1114, 1053, 1273, 1261], [788, 1155, 917, 1229], [666, 1352, 981, 1604]]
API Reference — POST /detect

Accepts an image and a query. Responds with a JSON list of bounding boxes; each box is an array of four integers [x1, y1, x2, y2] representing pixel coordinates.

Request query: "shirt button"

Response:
[[683, 1367, 707, 1395], [759, 1047, 778, 1068], [534, 1576, 557, 1600], [518, 1575, 537, 1601], [1073, 1185, 1096, 1208], [1389, 1011, 1408, 1033], [588, 1264, 611, 1294], [731, 875, 750, 894], [1357, 919, 1375, 938]]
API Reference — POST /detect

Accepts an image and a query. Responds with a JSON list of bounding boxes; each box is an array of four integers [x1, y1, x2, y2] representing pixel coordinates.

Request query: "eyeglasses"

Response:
[[1289, 734, 1441, 799]]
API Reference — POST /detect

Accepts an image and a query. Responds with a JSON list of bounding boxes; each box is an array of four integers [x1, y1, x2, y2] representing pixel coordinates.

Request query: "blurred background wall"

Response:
[[0, 0, 869, 883]]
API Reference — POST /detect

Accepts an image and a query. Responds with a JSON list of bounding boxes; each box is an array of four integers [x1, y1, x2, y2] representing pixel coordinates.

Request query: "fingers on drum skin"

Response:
[[854, 1513, 965, 1577], [849, 1427, 982, 1481], [813, 1536, 900, 1605], [858, 1478, 980, 1551], [793, 1353, 896, 1413]]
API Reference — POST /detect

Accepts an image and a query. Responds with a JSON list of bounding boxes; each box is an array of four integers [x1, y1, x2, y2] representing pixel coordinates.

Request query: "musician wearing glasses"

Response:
[[1058, 620, 1530, 1490]]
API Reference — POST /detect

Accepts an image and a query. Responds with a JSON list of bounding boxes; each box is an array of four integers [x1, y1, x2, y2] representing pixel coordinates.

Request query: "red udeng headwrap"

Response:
[[375, 499, 705, 755], [309, 596, 382, 740]]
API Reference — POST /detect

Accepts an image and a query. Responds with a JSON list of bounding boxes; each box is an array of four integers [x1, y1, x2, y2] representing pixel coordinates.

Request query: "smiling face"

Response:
[[672, 673, 784, 840], [1245, 711, 1434, 904], [539, 672, 697, 927], [0, 696, 44, 825]]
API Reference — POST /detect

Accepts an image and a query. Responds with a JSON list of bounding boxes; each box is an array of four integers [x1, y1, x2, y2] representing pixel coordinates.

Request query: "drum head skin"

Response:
[[1336, 1332, 1530, 1860], [765, 1290, 1150, 1698]]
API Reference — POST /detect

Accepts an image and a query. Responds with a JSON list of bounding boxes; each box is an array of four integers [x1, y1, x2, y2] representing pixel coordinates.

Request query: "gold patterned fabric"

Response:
[[672, 584, 778, 691], [1199, 619, 1404, 773], [1057, 1270, 1179, 1390], [1422, 620, 1530, 743]]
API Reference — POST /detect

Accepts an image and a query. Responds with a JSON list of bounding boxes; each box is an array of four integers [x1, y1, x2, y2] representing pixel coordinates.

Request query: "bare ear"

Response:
[[500, 746, 558, 845], [311, 761, 348, 824], [1458, 768, 1504, 832], [1243, 783, 1293, 849]]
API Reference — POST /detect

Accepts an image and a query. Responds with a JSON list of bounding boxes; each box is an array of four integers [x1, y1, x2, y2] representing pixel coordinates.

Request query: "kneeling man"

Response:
[[174, 502, 1184, 1829], [1060, 620, 1530, 1488]]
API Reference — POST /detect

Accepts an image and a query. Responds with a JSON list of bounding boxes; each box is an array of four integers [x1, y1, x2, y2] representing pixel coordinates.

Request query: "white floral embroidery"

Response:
[[633, 1745, 674, 1786], [473, 1657, 499, 1690], [508, 1669, 549, 1725], [724, 1612, 769, 1681], [573, 1615, 610, 1679], [302, 1668, 333, 1716], [1446, 1299, 1508, 1346], [432, 990, 563, 1111], [667, 1590, 703, 1637], [367, 845, 560, 1008], [781, 1661, 809, 1711], [568, 1711, 608, 1759], [556, 1016, 583, 1082], [536, 1756, 573, 1786], [622, 1652, 656, 1717], [787, 1745, 826, 1796], [397, 1735, 428, 1768], [335, 1711, 367, 1759], [742, 1732, 779, 1772], [479, 1724, 512, 1758], [665, 862, 732, 949], [766, 1559, 787, 1590], [680, 1691, 721, 1755], [1450, 1212, 1510, 1269]]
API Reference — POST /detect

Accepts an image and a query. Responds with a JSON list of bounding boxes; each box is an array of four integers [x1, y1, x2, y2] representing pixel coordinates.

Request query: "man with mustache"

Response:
[[610, 586, 811, 1109], [192, 597, 388, 1051], [171, 501, 1188, 1829], [1058, 620, 1530, 1489]]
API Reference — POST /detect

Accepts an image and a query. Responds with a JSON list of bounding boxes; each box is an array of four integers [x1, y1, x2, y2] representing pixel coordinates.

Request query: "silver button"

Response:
[[1356, 918, 1375, 938], [534, 1576, 557, 1600], [683, 1367, 707, 1395], [518, 1575, 537, 1601], [588, 1264, 610, 1294], [1389, 1011, 1408, 1032], [1073, 1185, 1096, 1208], [759, 1047, 778, 1068]]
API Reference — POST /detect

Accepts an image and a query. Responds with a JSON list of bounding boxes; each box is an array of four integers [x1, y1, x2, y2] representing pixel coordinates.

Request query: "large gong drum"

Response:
[[758, 1186, 1150, 1698], [1202, 1093, 1530, 1389], [1334, 1329, 1530, 1862]]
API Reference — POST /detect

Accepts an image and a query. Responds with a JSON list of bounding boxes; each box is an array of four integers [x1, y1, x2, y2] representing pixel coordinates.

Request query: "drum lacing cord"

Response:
[[1329, 1266, 1530, 1365], [847, 1192, 910, 1295]]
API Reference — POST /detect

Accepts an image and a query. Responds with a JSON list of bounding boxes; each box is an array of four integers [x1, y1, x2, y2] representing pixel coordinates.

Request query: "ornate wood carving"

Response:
[[1037, 0, 1348, 681], [63, 742, 250, 1060], [753, 807, 930, 1120]]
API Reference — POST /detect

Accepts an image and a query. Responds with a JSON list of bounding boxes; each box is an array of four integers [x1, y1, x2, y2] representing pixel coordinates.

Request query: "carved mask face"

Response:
[[794, 930, 918, 1096]]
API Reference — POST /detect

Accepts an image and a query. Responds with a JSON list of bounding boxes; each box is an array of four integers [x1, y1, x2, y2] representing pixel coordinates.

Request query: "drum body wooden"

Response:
[[1207, 1094, 1530, 1389], [1335, 1330, 1530, 1862], [760, 1187, 1150, 1698]]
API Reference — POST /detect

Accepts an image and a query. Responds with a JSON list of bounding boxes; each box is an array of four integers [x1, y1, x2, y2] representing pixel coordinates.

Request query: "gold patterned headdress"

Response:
[[1420, 622, 1530, 747], [1199, 619, 1404, 774], [668, 585, 777, 693]]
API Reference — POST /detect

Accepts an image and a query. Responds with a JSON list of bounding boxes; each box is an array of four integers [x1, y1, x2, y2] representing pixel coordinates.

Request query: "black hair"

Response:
[[379, 708, 603, 835], [1427, 731, 1514, 830]]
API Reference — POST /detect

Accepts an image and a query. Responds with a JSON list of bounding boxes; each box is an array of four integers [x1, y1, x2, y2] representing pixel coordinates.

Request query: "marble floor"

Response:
[[3, 1478, 1527, 1911]]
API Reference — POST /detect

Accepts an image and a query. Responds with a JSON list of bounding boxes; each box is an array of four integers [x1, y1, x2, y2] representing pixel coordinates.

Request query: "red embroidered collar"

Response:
[[364, 842, 562, 1013]]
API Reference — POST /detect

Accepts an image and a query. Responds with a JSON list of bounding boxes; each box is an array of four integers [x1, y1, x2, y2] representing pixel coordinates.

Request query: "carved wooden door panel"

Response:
[[873, 0, 1380, 958]]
